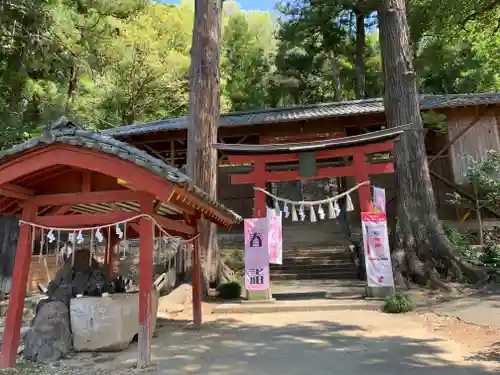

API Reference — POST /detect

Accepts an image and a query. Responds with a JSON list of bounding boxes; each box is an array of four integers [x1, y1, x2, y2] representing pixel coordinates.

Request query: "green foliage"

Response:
[[223, 249, 244, 275], [449, 151, 500, 212], [0, 0, 278, 144], [481, 227, 500, 269], [382, 293, 415, 314], [422, 112, 447, 134], [216, 281, 242, 300], [443, 222, 480, 262], [1, 0, 500, 148]]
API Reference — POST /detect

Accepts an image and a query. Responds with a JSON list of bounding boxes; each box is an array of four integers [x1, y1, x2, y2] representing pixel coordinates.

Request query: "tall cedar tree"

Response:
[[377, 0, 482, 288], [186, 0, 223, 288]]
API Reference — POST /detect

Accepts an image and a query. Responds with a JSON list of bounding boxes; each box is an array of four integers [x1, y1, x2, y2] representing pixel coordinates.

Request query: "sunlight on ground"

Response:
[[55, 309, 499, 375]]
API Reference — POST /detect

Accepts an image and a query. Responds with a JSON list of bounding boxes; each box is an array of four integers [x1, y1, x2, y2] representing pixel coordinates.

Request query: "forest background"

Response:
[[1, 0, 499, 149]]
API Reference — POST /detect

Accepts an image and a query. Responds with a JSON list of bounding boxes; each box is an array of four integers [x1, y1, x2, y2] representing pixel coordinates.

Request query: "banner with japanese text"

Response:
[[244, 218, 270, 291], [266, 207, 283, 265], [361, 212, 394, 288]]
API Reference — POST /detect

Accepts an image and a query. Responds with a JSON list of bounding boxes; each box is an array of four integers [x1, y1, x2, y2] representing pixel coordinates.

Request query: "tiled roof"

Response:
[[103, 92, 500, 137], [211, 124, 412, 154], [0, 118, 242, 224]]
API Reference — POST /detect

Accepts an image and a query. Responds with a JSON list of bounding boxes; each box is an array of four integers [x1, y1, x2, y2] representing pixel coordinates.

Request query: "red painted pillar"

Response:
[[253, 160, 266, 218], [0, 202, 36, 368], [353, 151, 373, 212], [138, 197, 154, 368], [191, 226, 202, 328]]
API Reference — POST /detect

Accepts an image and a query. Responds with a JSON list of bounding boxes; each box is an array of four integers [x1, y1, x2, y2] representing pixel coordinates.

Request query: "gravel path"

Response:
[[4, 307, 493, 375]]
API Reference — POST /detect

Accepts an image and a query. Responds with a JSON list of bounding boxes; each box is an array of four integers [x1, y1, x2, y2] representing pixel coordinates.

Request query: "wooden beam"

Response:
[[42, 205, 73, 216], [227, 141, 394, 164], [35, 211, 138, 228], [430, 170, 500, 218], [429, 114, 483, 166], [152, 214, 196, 235], [0, 145, 175, 205], [191, 227, 202, 328], [170, 140, 175, 166], [0, 202, 36, 368], [138, 195, 154, 368], [82, 171, 91, 193], [0, 183, 34, 200], [172, 189, 234, 226], [29, 189, 143, 206]]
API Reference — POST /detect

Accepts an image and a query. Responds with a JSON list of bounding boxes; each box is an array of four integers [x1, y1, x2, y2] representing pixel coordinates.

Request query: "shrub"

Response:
[[382, 293, 415, 314], [443, 222, 474, 256], [216, 281, 242, 300], [223, 249, 244, 275]]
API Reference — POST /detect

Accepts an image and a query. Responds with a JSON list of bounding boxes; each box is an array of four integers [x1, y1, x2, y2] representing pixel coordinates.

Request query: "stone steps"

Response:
[[271, 270, 359, 281]]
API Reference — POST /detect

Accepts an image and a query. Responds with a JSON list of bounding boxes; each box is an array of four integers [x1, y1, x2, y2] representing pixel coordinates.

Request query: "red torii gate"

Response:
[[213, 125, 410, 218], [0, 121, 241, 369]]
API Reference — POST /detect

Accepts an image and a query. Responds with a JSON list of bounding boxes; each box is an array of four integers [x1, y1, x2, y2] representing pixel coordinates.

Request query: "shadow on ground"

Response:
[[71, 316, 499, 375]]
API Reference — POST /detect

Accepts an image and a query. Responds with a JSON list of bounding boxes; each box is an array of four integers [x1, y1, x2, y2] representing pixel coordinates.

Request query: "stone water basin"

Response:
[[70, 291, 159, 352]]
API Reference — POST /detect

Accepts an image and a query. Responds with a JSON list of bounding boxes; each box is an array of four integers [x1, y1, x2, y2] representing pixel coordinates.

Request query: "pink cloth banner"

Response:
[[373, 186, 386, 213], [266, 208, 283, 265], [244, 218, 270, 291]]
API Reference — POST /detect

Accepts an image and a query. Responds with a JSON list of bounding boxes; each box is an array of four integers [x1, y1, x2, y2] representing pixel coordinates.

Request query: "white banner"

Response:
[[373, 186, 386, 213], [361, 212, 394, 288], [244, 218, 270, 291], [266, 207, 283, 265]]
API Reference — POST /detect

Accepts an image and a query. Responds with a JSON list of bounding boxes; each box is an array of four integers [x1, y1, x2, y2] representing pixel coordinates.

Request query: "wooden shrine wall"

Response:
[[448, 108, 500, 185]]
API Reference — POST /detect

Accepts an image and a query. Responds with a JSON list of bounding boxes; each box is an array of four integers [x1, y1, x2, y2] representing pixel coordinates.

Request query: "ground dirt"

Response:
[[3, 301, 498, 375]]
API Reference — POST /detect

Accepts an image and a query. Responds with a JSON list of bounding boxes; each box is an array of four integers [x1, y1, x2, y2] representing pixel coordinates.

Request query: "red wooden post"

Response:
[[253, 160, 266, 218], [138, 197, 154, 368], [353, 151, 373, 212], [0, 202, 36, 368], [191, 225, 202, 328]]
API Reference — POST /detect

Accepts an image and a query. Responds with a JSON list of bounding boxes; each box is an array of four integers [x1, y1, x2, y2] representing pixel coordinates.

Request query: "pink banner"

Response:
[[373, 187, 386, 213], [244, 218, 270, 291], [267, 208, 283, 265]]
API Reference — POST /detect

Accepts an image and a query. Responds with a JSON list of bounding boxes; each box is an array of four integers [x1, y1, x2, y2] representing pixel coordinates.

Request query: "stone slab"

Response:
[[213, 298, 379, 314], [246, 288, 273, 301], [365, 286, 395, 300], [70, 291, 159, 352]]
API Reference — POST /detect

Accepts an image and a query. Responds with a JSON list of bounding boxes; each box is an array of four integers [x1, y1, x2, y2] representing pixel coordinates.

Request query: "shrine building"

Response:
[[104, 93, 500, 281]]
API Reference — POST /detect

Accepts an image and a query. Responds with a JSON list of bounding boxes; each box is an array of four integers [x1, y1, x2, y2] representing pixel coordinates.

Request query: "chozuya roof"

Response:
[[103, 92, 500, 137], [212, 124, 412, 154], [0, 117, 242, 223]]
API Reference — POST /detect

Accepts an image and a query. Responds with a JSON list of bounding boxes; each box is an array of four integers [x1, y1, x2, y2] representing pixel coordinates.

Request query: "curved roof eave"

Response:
[[211, 124, 412, 154], [0, 120, 242, 224]]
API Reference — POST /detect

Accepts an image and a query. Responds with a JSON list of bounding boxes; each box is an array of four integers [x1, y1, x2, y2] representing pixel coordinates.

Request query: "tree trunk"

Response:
[[354, 9, 366, 99], [186, 0, 223, 290], [331, 54, 342, 101], [378, 0, 483, 288]]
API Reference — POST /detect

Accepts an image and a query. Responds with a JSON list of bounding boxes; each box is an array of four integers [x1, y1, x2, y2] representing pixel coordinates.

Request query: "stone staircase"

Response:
[[270, 221, 359, 281], [219, 219, 360, 281]]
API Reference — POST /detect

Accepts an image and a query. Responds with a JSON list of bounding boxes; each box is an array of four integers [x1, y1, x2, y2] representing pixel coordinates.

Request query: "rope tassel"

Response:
[[346, 194, 354, 212], [291, 205, 298, 222], [328, 201, 335, 219], [333, 201, 341, 218], [310, 206, 317, 223]]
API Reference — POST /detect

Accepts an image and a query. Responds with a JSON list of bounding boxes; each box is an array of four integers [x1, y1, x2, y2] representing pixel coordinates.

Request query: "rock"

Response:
[[49, 284, 75, 307], [23, 301, 72, 363], [71, 292, 159, 352], [158, 283, 192, 313]]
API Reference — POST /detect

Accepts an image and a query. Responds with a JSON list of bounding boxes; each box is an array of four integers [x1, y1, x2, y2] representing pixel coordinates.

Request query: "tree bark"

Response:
[[186, 0, 223, 289], [354, 9, 366, 99], [378, 0, 483, 288], [331, 54, 342, 102]]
